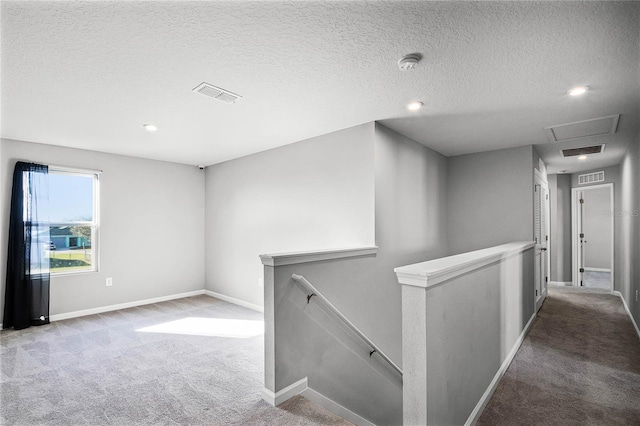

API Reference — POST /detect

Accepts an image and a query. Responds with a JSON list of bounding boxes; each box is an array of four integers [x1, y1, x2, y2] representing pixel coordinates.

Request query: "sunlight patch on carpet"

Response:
[[136, 317, 264, 338]]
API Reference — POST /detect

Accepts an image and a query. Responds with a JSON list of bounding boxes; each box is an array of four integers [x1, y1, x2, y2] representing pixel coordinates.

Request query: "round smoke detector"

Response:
[[398, 53, 421, 71]]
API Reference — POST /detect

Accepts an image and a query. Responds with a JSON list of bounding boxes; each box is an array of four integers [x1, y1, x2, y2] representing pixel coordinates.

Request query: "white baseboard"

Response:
[[584, 267, 611, 273], [301, 387, 376, 426], [50, 290, 206, 322], [464, 312, 537, 426], [613, 291, 640, 341], [262, 377, 375, 426], [549, 281, 573, 287], [3, 289, 262, 327], [262, 377, 308, 406], [204, 290, 264, 313]]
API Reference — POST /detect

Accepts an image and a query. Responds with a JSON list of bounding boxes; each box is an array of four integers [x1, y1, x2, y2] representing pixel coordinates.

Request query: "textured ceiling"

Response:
[[2, 1, 639, 173]]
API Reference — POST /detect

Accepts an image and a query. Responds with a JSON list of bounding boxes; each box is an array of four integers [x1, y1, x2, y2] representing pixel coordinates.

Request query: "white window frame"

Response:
[[48, 166, 100, 276]]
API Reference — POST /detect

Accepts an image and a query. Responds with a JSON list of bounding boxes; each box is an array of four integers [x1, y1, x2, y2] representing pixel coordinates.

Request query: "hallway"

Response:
[[478, 287, 640, 425]]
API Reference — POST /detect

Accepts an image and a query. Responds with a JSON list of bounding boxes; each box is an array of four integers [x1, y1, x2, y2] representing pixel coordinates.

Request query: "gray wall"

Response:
[[263, 124, 450, 423], [266, 256, 402, 426], [619, 135, 640, 325], [205, 123, 376, 308], [447, 145, 535, 255], [0, 138, 205, 316], [548, 174, 572, 282], [372, 123, 449, 365]]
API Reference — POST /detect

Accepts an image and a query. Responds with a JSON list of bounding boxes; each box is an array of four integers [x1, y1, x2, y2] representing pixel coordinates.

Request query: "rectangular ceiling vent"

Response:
[[561, 144, 605, 157], [578, 171, 605, 185], [193, 82, 242, 104], [544, 114, 619, 143]]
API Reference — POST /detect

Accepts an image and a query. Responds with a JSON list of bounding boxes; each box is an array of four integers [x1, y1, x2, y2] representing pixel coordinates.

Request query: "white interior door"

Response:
[[534, 173, 549, 312], [573, 184, 614, 290]]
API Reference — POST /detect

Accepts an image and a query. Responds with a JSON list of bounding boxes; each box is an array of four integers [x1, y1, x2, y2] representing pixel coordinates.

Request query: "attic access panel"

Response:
[[544, 115, 619, 143]]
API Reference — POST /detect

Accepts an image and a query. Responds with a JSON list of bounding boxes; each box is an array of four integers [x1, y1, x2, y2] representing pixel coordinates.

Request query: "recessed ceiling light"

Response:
[[567, 86, 589, 96], [143, 123, 158, 132], [407, 101, 423, 111], [578, 155, 587, 160]]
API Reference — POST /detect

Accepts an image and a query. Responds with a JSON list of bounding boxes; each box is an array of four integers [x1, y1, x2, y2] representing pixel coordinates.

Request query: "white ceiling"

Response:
[[2, 1, 639, 173]]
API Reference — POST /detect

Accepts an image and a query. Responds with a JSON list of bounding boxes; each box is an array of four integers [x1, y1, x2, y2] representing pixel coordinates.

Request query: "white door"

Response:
[[573, 184, 614, 290], [534, 174, 549, 312]]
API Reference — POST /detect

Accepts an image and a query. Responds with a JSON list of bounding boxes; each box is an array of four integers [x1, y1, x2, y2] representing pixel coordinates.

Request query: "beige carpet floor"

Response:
[[1, 295, 352, 426], [478, 286, 640, 425]]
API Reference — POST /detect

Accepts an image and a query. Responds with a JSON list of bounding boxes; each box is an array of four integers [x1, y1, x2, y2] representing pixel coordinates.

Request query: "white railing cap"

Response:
[[395, 241, 535, 289], [260, 246, 378, 267]]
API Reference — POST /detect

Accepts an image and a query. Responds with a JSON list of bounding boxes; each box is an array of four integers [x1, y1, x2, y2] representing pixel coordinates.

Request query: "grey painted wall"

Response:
[[548, 174, 572, 282], [447, 145, 535, 255], [267, 256, 402, 426], [619, 136, 640, 325], [372, 123, 449, 365], [0, 138, 205, 316], [204, 123, 376, 308]]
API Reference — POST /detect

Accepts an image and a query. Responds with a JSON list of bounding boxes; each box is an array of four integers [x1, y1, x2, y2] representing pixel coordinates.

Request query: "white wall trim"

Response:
[[549, 281, 573, 287], [262, 377, 308, 406], [259, 246, 378, 267], [204, 290, 264, 313], [464, 312, 537, 426], [301, 387, 376, 426], [7, 289, 263, 326], [613, 291, 640, 341], [262, 377, 375, 426], [49, 290, 205, 322], [583, 267, 612, 273], [395, 241, 535, 289]]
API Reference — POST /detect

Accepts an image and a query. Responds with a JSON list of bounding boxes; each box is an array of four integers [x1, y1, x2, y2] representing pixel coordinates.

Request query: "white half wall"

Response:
[[0, 138, 205, 316], [204, 123, 376, 308]]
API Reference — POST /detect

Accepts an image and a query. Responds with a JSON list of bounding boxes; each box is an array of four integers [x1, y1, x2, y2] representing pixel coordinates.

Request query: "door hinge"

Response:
[[546, 235, 548, 241], [546, 194, 549, 200], [580, 198, 584, 204], [536, 289, 538, 296], [580, 233, 584, 238], [545, 277, 548, 282]]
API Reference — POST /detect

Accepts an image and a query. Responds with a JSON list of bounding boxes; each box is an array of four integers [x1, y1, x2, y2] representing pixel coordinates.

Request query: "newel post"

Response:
[[395, 269, 429, 425]]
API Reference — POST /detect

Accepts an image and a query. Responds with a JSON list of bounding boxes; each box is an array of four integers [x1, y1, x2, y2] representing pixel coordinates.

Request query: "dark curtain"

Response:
[[3, 162, 50, 330]]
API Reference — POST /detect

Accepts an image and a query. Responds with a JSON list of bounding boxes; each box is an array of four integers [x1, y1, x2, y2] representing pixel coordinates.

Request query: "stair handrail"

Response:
[[291, 273, 403, 378]]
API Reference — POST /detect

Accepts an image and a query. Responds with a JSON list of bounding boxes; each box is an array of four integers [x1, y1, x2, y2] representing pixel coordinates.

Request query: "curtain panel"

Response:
[[3, 162, 50, 330]]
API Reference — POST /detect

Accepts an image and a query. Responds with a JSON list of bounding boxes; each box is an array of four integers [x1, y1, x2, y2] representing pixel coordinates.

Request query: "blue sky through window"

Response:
[[49, 173, 94, 222]]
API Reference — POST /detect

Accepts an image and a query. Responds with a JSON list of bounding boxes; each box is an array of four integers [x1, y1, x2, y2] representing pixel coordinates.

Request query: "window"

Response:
[[47, 168, 99, 274]]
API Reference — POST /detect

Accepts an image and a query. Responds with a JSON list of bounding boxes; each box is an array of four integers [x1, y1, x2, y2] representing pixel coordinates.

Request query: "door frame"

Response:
[[534, 169, 549, 312], [571, 183, 614, 291]]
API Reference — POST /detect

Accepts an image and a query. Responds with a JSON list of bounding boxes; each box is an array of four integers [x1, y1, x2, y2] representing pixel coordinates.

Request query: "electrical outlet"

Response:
[[258, 277, 264, 288], [106, 277, 113, 287]]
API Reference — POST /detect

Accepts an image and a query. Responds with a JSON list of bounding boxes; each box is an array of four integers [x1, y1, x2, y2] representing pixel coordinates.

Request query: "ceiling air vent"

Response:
[[578, 171, 605, 185], [193, 82, 242, 104], [561, 144, 605, 157], [544, 115, 619, 143]]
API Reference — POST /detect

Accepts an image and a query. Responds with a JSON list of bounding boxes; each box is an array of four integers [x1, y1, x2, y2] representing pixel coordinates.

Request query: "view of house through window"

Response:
[[47, 170, 99, 274]]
